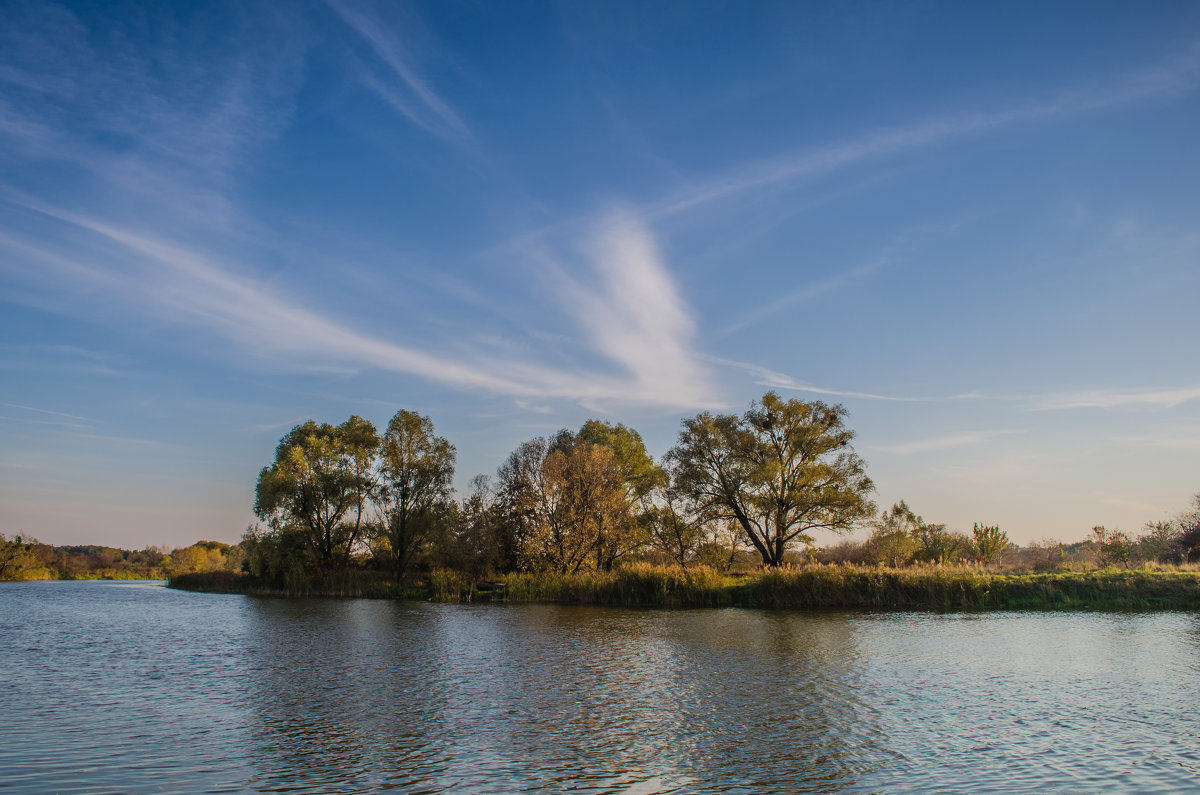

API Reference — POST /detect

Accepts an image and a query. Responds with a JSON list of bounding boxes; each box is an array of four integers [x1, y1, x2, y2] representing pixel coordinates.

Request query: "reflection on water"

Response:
[[2, 581, 1199, 793]]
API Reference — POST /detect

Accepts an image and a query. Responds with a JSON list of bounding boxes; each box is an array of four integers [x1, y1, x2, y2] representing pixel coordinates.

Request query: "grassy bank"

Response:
[[170, 564, 1200, 611]]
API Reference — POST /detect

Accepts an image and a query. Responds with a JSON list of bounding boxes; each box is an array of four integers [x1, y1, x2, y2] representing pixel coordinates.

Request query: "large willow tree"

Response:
[[668, 392, 875, 567], [254, 416, 379, 565]]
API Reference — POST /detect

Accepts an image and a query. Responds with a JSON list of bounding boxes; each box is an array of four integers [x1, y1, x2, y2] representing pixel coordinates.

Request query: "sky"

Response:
[[1, 0, 1198, 549]]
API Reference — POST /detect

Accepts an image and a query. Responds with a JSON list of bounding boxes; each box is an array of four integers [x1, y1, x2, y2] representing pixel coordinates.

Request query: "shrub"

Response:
[[1092, 526, 1132, 568], [972, 523, 1009, 564]]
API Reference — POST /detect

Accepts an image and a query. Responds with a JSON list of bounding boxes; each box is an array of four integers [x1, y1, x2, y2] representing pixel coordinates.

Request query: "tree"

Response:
[[669, 392, 875, 567], [1175, 493, 1200, 562], [498, 434, 632, 573], [866, 501, 919, 567], [572, 420, 663, 569], [0, 533, 35, 580], [577, 420, 665, 504], [647, 477, 708, 567], [1092, 525, 1132, 568], [497, 436, 552, 571], [874, 500, 963, 564], [376, 410, 456, 582], [254, 417, 380, 565], [440, 474, 505, 577], [971, 523, 1009, 564]]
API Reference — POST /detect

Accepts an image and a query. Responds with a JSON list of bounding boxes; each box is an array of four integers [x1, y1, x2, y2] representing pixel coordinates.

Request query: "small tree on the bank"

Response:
[[1176, 493, 1200, 562], [0, 534, 35, 580], [972, 523, 1009, 564], [866, 501, 919, 566], [1092, 525, 1132, 568], [669, 392, 875, 567]]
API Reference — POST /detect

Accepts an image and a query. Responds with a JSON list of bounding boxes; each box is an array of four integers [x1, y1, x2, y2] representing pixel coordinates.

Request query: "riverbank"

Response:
[[169, 564, 1200, 611]]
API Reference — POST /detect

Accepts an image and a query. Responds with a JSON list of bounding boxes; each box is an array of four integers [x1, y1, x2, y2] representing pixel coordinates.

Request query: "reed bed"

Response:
[[500, 564, 728, 607], [171, 565, 1200, 611]]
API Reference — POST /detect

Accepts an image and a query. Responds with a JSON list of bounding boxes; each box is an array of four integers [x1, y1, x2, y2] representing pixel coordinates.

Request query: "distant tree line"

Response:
[[0, 537, 243, 581]]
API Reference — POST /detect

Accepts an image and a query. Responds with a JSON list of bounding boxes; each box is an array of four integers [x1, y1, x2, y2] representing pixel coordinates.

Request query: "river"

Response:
[[2, 580, 1198, 793]]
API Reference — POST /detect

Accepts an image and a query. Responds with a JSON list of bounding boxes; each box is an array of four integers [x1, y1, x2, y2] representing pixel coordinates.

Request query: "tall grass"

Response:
[[735, 567, 1200, 610], [502, 564, 728, 607], [171, 564, 1200, 611], [497, 565, 1200, 610]]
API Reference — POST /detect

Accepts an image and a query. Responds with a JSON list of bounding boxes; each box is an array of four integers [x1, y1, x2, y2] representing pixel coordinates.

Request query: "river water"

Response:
[[2, 580, 1198, 793]]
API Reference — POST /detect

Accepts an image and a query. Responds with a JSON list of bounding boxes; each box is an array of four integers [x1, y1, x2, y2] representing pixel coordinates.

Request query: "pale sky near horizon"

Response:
[[1, 0, 1198, 549]]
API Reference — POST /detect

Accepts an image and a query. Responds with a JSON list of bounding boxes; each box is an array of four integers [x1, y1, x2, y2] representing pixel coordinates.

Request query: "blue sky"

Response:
[[2, 0, 1198, 548]]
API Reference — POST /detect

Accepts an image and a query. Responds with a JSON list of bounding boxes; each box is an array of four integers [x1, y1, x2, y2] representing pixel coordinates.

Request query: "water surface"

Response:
[[2, 580, 1198, 792]]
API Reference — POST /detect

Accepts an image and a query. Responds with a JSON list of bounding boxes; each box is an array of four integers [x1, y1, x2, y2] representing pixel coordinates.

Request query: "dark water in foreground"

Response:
[[2, 581, 1199, 793]]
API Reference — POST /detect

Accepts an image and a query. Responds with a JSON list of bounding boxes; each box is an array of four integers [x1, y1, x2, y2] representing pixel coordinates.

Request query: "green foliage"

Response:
[[1092, 525, 1133, 568], [669, 392, 875, 567], [501, 564, 727, 607], [912, 524, 963, 565], [972, 523, 1009, 564], [0, 533, 36, 580], [241, 523, 315, 589], [865, 501, 919, 566], [254, 416, 380, 564], [434, 475, 506, 578], [499, 425, 650, 574], [1176, 494, 1200, 562], [165, 541, 243, 577], [734, 567, 1200, 611], [1137, 521, 1176, 563], [376, 409, 456, 582], [576, 419, 666, 502]]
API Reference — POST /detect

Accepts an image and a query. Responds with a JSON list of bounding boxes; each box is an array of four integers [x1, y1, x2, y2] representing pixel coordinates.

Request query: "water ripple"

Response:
[[2, 582, 1198, 793]]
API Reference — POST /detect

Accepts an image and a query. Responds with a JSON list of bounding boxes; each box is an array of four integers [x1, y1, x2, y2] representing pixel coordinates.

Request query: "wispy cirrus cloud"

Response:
[[1030, 386, 1200, 411], [0, 402, 93, 423], [1113, 431, 1200, 451], [547, 210, 719, 409], [710, 357, 923, 402], [0, 0, 306, 230], [872, 429, 1022, 455], [649, 43, 1200, 219], [325, 0, 471, 142], [2, 199, 721, 410], [0, 414, 91, 431]]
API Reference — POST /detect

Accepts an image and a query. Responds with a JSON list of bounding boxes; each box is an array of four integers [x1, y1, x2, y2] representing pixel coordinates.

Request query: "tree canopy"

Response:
[[668, 392, 875, 567], [253, 416, 379, 565], [376, 409, 456, 580]]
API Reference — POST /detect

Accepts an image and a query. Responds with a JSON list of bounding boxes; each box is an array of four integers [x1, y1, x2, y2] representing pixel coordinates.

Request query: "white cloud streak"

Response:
[[873, 430, 1022, 455], [553, 210, 719, 408], [0, 402, 93, 423], [1031, 386, 1200, 411], [720, 257, 889, 337], [710, 357, 923, 402], [325, 0, 471, 141], [1113, 432, 1200, 451], [649, 43, 1200, 219], [4, 200, 721, 410]]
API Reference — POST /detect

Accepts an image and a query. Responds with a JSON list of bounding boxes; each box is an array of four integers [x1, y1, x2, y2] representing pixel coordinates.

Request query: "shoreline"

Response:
[[168, 566, 1200, 612]]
